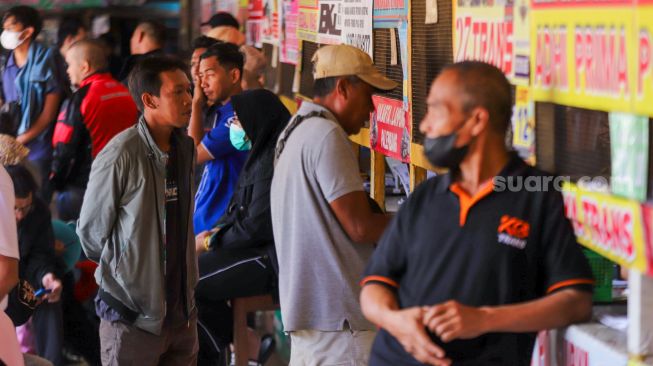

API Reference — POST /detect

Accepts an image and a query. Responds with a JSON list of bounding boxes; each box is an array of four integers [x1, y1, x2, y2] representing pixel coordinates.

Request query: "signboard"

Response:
[[280, 0, 300, 64], [530, 0, 653, 116], [453, 0, 530, 85], [373, 0, 408, 28], [317, 0, 343, 44], [262, 0, 280, 44], [511, 86, 536, 165], [609, 112, 649, 201], [370, 96, 411, 162], [297, 0, 319, 42], [341, 0, 374, 56], [562, 182, 648, 273]]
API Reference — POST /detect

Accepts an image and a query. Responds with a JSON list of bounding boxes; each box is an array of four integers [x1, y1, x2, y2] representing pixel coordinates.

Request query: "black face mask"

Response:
[[423, 127, 470, 169]]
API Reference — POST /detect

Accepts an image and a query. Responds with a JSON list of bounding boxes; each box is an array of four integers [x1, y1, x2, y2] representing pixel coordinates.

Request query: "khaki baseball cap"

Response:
[[312, 45, 398, 91]]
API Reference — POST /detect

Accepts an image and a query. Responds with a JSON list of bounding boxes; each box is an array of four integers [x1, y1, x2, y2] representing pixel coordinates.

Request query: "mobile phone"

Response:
[[34, 288, 52, 298]]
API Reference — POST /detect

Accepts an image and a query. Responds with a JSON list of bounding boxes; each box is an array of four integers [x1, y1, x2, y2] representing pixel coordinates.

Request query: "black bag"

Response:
[[0, 101, 21, 136], [5, 278, 38, 326]]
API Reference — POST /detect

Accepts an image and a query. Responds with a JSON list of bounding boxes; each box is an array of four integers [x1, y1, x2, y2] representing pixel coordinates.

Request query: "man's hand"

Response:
[[16, 133, 31, 146], [192, 78, 207, 108], [383, 307, 451, 366], [41, 273, 63, 303], [195, 230, 211, 254], [423, 300, 490, 342]]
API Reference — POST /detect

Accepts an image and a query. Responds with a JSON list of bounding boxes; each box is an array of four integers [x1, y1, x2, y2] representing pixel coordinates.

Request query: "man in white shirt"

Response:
[[0, 164, 23, 366]]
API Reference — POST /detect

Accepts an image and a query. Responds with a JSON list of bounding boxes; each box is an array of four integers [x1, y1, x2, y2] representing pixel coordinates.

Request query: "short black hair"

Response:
[[128, 56, 188, 112], [442, 61, 513, 133], [192, 35, 220, 52], [200, 42, 244, 75], [57, 16, 86, 48], [3, 6, 42, 40], [136, 20, 166, 47], [312, 75, 360, 98], [202, 12, 240, 29], [6, 164, 37, 198]]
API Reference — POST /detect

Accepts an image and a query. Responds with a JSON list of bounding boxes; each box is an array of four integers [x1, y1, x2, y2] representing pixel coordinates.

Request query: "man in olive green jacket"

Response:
[[77, 56, 198, 365]]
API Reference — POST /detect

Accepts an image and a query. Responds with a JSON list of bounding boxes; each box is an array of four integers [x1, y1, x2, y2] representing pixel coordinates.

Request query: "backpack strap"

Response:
[[274, 111, 325, 163]]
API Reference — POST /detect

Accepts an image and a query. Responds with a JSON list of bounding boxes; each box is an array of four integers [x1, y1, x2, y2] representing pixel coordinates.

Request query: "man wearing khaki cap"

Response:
[[270, 44, 398, 365]]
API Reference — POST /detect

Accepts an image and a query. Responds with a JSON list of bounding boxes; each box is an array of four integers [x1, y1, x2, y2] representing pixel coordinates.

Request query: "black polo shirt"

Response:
[[362, 154, 594, 366]]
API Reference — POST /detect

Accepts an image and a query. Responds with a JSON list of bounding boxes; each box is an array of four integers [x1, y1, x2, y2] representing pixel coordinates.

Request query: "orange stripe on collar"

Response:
[[449, 181, 495, 226]]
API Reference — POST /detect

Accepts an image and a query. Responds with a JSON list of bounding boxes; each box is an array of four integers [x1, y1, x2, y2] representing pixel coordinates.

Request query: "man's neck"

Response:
[[312, 97, 346, 131], [143, 112, 173, 152], [218, 88, 242, 106], [13, 41, 31, 67], [457, 137, 510, 196]]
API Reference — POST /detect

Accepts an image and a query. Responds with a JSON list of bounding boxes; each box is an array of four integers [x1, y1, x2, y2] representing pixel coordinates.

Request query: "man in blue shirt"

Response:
[[189, 42, 248, 235], [1, 6, 64, 199]]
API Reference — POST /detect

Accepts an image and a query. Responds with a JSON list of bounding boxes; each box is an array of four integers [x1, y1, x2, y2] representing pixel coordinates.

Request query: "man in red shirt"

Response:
[[51, 39, 138, 220]]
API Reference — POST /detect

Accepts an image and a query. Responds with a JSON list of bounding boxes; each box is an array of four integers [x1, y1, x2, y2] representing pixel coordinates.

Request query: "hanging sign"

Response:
[[370, 96, 411, 163]]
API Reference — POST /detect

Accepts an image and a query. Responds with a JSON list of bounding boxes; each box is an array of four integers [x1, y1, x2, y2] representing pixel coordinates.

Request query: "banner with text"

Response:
[[453, 0, 530, 85], [370, 96, 411, 162], [530, 0, 653, 115], [562, 182, 648, 273]]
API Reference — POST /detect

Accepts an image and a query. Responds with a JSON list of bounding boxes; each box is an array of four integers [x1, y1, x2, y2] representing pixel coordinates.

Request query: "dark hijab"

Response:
[[231, 89, 291, 184]]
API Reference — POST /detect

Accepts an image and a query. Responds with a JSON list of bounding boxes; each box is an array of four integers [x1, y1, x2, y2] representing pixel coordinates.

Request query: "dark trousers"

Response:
[[61, 271, 101, 365], [195, 247, 276, 366], [32, 301, 63, 366]]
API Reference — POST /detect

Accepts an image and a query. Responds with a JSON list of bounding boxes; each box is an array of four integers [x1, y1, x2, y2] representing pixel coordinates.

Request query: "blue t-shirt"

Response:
[[2, 53, 20, 103], [194, 101, 248, 234]]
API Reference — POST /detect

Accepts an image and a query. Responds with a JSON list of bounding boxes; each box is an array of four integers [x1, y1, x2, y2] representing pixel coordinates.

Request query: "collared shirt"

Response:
[[2, 53, 20, 103], [270, 101, 373, 332], [363, 153, 594, 366], [194, 101, 248, 234]]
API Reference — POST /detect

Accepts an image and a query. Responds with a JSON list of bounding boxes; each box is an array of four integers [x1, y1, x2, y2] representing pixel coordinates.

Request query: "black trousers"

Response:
[[195, 247, 276, 366]]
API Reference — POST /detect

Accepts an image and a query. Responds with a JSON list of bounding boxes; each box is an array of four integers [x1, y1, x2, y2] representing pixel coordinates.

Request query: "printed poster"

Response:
[[609, 112, 649, 201], [262, 0, 280, 44], [373, 0, 407, 28], [279, 0, 300, 64], [454, 0, 530, 85], [247, 0, 265, 47], [511, 86, 536, 165], [341, 0, 373, 56], [297, 0, 319, 42], [370, 96, 411, 163], [317, 0, 343, 44]]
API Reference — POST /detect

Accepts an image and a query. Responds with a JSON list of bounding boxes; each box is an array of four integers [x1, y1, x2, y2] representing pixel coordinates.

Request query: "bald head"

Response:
[[65, 39, 108, 86], [68, 39, 108, 71], [441, 61, 512, 134]]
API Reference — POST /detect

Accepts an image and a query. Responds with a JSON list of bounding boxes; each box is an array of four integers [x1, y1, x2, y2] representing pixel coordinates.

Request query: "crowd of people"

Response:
[[0, 4, 595, 366]]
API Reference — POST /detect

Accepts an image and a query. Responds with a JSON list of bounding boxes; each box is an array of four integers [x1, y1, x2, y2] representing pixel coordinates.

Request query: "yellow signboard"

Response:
[[562, 182, 648, 272], [531, 0, 653, 116]]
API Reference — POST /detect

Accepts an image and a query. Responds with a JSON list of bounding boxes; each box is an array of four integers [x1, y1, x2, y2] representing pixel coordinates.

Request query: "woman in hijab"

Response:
[[195, 88, 291, 366]]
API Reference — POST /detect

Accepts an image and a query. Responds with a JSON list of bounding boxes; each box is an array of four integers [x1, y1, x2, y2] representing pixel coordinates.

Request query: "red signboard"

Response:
[[370, 96, 411, 163]]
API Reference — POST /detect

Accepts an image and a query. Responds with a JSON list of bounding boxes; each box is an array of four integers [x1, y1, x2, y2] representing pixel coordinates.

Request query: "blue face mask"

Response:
[[229, 123, 252, 151]]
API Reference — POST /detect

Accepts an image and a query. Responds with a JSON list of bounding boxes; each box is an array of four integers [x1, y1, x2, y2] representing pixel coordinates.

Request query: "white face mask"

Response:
[[1, 30, 26, 50]]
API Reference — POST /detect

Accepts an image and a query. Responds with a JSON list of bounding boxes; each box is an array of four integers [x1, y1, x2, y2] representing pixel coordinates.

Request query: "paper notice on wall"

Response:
[[262, 0, 280, 44], [341, 0, 373, 57], [317, 0, 343, 44], [609, 112, 649, 201], [390, 28, 397, 65], [425, 0, 437, 24], [279, 0, 300, 64], [297, 0, 319, 42]]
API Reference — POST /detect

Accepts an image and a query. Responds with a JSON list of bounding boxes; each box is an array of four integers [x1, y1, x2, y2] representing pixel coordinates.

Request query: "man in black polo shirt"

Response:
[[360, 61, 594, 366]]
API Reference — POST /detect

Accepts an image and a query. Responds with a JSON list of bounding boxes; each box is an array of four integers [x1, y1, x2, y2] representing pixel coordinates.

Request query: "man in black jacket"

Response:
[[7, 164, 64, 365]]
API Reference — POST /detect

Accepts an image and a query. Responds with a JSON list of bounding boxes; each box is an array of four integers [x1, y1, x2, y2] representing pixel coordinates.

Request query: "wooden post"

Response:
[[410, 164, 427, 192], [370, 150, 386, 211]]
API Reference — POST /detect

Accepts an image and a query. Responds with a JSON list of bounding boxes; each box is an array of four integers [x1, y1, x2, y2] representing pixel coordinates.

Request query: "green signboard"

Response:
[[609, 112, 649, 201]]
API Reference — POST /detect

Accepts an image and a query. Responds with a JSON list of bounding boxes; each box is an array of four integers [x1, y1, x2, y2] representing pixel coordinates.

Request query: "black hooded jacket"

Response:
[[208, 89, 291, 264]]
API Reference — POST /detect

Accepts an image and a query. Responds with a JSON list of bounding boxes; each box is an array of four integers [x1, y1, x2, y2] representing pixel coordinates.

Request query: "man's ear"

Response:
[[81, 60, 91, 75], [142, 93, 158, 109], [336, 77, 349, 99], [21, 26, 34, 42], [230, 68, 241, 84], [470, 107, 490, 137]]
